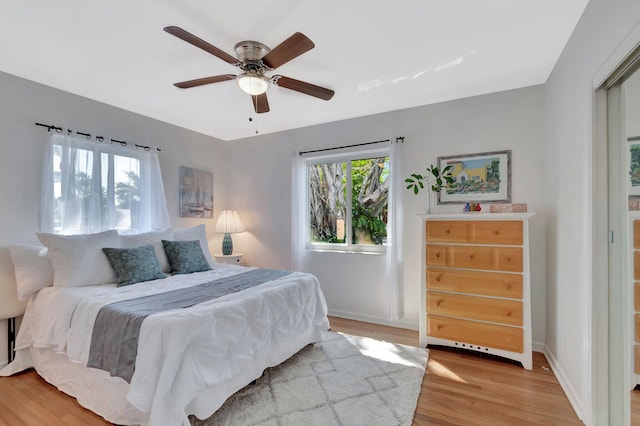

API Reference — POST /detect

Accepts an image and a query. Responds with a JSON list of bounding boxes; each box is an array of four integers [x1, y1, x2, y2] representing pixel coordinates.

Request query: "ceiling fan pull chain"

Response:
[[250, 95, 259, 134]]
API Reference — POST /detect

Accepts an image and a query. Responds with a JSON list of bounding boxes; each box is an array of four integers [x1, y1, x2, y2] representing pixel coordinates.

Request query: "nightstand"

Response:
[[214, 253, 245, 266]]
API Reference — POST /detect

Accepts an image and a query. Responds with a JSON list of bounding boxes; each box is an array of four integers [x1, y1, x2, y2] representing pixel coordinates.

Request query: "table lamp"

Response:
[[215, 210, 244, 255]]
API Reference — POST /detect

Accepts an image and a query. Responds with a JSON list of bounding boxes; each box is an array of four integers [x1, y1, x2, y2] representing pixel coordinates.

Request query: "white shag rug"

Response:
[[191, 330, 428, 426]]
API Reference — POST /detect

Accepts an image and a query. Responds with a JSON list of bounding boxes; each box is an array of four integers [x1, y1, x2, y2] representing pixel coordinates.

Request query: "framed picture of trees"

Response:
[[437, 150, 511, 204]]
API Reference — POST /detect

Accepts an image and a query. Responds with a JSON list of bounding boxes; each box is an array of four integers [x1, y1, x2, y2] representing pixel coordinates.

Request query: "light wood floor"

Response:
[[330, 316, 581, 426], [0, 316, 582, 425], [632, 387, 640, 424]]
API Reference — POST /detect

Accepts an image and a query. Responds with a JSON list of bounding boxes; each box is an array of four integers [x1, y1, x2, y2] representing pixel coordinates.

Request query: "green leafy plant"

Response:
[[405, 164, 454, 195], [352, 204, 387, 244]]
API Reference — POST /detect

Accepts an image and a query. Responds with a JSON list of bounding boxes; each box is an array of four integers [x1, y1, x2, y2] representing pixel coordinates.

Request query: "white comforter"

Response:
[[1, 264, 329, 425]]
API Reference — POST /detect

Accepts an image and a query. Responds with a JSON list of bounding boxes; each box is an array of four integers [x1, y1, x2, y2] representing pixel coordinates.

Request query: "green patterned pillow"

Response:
[[162, 240, 212, 274], [102, 245, 167, 287]]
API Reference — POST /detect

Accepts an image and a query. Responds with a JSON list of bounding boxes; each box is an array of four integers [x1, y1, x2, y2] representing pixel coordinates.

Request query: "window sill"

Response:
[[305, 247, 387, 256]]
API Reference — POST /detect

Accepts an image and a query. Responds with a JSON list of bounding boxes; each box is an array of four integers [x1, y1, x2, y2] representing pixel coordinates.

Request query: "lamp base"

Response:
[[222, 233, 233, 255]]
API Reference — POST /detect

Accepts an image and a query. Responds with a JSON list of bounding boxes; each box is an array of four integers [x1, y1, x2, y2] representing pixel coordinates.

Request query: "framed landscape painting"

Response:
[[438, 150, 511, 204], [179, 166, 214, 218], [629, 140, 640, 196]]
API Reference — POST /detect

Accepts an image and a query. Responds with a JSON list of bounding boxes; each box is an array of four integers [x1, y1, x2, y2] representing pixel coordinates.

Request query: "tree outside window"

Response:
[[307, 154, 389, 250]]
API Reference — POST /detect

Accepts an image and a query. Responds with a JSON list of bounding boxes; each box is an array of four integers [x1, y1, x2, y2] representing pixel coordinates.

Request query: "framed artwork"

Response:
[[437, 150, 511, 204], [629, 140, 640, 196], [179, 166, 213, 218]]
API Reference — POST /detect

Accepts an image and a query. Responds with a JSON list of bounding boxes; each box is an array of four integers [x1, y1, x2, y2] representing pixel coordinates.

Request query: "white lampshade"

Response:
[[215, 210, 244, 234], [237, 74, 269, 95]]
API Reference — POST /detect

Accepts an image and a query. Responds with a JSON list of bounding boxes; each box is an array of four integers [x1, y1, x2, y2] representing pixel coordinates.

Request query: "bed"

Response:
[[0, 226, 329, 426]]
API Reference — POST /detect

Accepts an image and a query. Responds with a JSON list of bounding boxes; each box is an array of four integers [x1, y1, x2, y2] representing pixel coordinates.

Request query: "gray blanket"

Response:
[[87, 269, 291, 382]]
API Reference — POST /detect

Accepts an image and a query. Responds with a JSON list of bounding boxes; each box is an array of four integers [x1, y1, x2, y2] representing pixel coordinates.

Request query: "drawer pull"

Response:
[[505, 257, 511, 262], [445, 229, 451, 234], [506, 284, 512, 289], [436, 299, 443, 307], [468, 255, 474, 260], [494, 230, 500, 235]]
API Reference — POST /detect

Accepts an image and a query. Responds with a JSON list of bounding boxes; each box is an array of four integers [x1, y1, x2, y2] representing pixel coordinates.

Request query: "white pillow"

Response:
[[36, 230, 120, 287], [174, 224, 215, 267], [9, 244, 54, 301], [120, 228, 174, 273]]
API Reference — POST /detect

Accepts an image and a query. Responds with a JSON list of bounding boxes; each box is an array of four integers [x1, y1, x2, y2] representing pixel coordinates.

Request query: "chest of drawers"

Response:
[[420, 213, 534, 369]]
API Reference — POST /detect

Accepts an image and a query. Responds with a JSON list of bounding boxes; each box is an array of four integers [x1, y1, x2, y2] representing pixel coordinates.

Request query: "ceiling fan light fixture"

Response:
[[237, 73, 269, 96]]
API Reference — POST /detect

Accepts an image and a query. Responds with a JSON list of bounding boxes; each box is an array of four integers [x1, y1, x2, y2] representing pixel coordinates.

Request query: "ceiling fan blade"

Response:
[[174, 74, 236, 89], [164, 26, 239, 65], [252, 93, 270, 113], [273, 75, 334, 100], [261, 32, 315, 70]]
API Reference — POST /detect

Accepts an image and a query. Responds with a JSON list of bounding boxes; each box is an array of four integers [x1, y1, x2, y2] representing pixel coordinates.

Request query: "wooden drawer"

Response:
[[427, 292, 523, 326], [427, 268, 523, 298], [636, 252, 640, 281], [636, 282, 640, 312], [427, 314, 523, 353], [426, 244, 523, 272], [635, 220, 640, 249], [426, 220, 523, 245], [636, 314, 640, 343], [636, 345, 640, 374]]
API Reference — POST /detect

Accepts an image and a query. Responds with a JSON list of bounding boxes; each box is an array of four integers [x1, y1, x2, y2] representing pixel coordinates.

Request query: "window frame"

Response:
[[47, 135, 164, 235], [303, 147, 390, 254]]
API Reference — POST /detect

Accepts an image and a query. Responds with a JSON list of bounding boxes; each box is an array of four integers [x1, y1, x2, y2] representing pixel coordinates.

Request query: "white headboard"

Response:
[[0, 247, 27, 319]]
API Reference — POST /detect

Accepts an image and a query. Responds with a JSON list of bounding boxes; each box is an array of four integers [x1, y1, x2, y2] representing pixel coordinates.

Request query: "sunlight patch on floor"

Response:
[[428, 359, 468, 384], [340, 333, 424, 368]]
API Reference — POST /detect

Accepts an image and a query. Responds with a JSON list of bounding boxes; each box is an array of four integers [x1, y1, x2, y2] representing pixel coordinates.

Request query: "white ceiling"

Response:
[[0, 1, 588, 141]]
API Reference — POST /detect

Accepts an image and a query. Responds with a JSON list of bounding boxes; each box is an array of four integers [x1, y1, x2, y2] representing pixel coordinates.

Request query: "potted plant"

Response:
[[405, 164, 454, 213]]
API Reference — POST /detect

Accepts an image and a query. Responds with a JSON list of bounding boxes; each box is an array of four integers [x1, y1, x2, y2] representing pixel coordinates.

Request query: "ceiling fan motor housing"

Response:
[[235, 41, 271, 71]]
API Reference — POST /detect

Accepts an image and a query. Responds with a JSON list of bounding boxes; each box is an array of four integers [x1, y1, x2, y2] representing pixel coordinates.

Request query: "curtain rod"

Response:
[[299, 136, 404, 156], [34, 122, 161, 152]]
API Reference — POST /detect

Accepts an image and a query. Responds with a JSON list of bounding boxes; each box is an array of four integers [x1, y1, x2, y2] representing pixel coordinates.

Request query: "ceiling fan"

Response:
[[164, 26, 335, 114]]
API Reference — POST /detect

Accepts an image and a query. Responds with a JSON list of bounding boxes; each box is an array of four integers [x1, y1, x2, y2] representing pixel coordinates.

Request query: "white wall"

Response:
[[226, 85, 547, 338], [544, 0, 640, 424], [625, 70, 640, 137], [0, 70, 228, 367]]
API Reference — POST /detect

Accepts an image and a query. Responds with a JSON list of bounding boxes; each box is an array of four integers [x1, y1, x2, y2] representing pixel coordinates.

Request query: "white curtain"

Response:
[[41, 133, 170, 234], [385, 138, 404, 322], [290, 151, 306, 271]]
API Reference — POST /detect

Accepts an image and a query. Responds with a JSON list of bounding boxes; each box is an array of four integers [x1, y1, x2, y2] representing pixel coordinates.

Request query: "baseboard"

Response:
[[327, 308, 418, 331], [532, 340, 545, 353], [543, 344, 585, 423]]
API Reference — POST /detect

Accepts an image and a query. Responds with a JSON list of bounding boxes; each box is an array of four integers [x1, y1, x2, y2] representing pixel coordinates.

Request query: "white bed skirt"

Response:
[[14, 326, 322, 425]]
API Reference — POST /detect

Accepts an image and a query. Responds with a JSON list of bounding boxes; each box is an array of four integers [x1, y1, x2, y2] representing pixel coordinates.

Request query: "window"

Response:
[[42, 134, 170, 234], [306, 149, 389, 252]]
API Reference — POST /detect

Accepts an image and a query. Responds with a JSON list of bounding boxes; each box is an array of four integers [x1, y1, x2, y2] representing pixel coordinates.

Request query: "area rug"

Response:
[[191, 330, 428, 426]]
